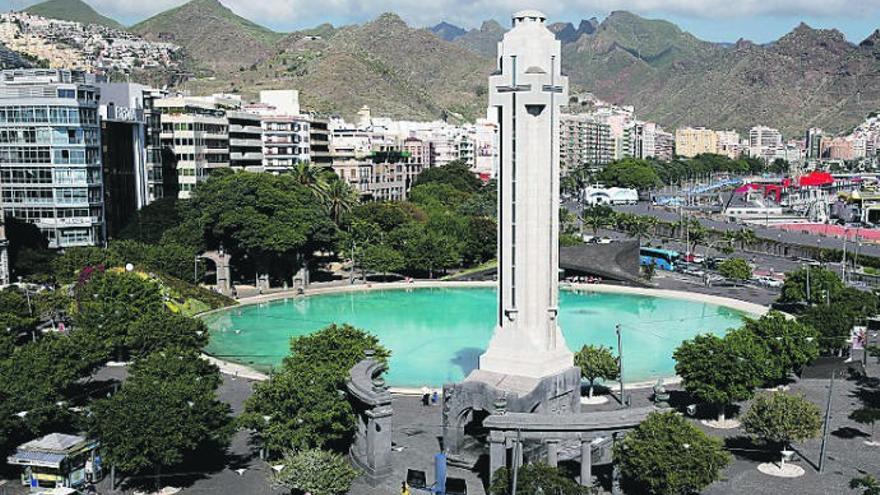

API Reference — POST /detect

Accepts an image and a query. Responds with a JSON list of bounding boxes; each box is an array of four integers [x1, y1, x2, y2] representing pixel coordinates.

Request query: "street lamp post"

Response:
[[616, 324, 626, 408]]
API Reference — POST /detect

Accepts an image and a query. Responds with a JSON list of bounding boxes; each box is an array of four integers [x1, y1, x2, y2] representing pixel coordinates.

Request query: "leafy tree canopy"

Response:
[[674, 329, 769, 417], [742, 392, 822, 448], [741, 312, 819, 384], [490, 463, 590, 495], [412, 160, 482, 193], [614, 411, 730, 495], [574, 345, 619, 398], [718, 258, 752, 282], [89, 347, 233, 477], [597, 158, 662, 190]]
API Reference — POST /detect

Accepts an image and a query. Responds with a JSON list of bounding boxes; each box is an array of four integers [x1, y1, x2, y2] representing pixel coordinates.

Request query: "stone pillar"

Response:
[[489, 434, 507, 482], [611, 433, 622, 495], [546, 439, 559, 468], [580, 438, 592, 487]]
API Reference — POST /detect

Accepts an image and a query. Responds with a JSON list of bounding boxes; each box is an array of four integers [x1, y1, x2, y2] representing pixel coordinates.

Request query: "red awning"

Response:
[[798, 171, 834, 187]]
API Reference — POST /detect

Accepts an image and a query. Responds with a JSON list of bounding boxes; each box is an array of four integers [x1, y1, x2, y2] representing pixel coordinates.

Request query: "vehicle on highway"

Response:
[[640, 247, 681, 271], [754, 276, 784, 288]]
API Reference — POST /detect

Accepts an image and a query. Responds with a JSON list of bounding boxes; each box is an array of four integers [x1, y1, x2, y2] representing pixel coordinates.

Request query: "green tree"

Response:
[[412, 160, 481, 193], [741, 312, 819, 384], [674, 329, 769, 422], [74, 270, 166, 361], [89, 347, 233, 488], [851, 475, 880, 495], [779, 266, 844, 305], [718, 258, 752, 285], [574, 345, 619, 398], [614, 411, 730, 495], [322, 177, 359, 226], [850, 408, 880, 445], [461, 216, 497, 266], [118, 197, 183, 244], [182, 171, 337, 281], [125, 311, 209, 359], [597, 159, 661, 190], [489, 463, 589, 495], [360, 243, 405, 279], [242, 324, 389, 455], [275, 449, 359, 495], [394, 223, 460, 278], [291, 162, 330, 199], [582, 205, 615, 234], [742, 392, 822, 462]]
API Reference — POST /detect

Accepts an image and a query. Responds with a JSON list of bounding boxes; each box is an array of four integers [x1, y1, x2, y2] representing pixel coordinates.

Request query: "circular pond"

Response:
[[203, 287, 749, 387]]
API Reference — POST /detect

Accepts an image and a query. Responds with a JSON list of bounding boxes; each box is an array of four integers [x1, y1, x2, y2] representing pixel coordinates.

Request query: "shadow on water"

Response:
[[451, 347, 484, 376]]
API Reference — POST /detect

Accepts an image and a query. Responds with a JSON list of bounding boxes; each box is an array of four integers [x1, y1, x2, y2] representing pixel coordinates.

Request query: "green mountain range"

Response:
[[131, 0, 283, 74], [14, 0, 880, 135], [23, 0, 124, 29]]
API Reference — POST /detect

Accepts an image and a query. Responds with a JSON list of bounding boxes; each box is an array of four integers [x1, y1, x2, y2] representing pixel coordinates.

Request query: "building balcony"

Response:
[[230, 152, 264, 161], [229, 138, 263, 147], [229, 124, 262, 134]]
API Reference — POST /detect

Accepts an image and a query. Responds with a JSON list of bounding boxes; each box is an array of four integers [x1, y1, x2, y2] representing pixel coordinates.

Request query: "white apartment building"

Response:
[[0, 69, 104, 248], [243, 90, 311, 173], [559, 113, 613, 170], [155, 95, 237, 198], [716, 130, 742, 159], [749, 125, 784, 162]]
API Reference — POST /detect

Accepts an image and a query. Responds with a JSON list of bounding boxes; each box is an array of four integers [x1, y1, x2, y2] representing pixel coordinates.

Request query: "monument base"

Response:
[[442, 366, 581, 466]]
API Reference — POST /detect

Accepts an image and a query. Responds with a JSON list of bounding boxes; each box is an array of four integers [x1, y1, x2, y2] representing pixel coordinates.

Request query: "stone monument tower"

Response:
[[443, 10, 581, 463], [479, 9, 573, 378]]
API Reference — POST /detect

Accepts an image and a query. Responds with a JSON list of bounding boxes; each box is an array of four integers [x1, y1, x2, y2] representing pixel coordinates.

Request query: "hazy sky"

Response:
[[6, 0, 880, 43]]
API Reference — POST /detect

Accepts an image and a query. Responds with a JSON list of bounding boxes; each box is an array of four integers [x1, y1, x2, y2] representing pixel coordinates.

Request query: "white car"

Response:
[[756, 277, 784, 288]]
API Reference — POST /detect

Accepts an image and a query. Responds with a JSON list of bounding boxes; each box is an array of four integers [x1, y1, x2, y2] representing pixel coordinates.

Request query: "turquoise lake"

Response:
[[203, 287, 748, 387]]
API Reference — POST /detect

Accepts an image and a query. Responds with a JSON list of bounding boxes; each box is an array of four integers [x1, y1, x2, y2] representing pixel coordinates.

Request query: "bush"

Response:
[[489, 463, 589, 495], [275, 449, 358, 495], [614, 411, 730, 495]]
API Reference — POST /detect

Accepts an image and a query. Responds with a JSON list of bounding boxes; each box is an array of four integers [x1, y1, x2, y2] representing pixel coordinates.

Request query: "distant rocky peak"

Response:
[[479, 20, 505, 33], [431, 21, 466, 41], [577, 18, 599, 36]]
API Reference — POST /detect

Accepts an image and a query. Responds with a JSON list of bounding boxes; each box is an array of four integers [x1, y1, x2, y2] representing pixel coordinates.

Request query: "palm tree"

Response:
[[733, 228, 758, 251], [291, 162, 328, 199], [323, 179, 359, 226], [626, 218, 651, 244], [851, 476, 880, 495], [581, 205, 614, 234]]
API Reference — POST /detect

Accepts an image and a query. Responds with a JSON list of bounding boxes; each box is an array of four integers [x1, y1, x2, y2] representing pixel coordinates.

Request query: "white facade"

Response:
[[479, 10, 573, 379]]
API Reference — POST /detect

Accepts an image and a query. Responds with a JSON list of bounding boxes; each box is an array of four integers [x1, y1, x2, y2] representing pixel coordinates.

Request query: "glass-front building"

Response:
[[0, 69, 104, 248]]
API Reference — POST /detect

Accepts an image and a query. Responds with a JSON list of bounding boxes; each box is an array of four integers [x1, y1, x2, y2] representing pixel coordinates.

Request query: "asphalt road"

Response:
[[613, 203, 880, 259]]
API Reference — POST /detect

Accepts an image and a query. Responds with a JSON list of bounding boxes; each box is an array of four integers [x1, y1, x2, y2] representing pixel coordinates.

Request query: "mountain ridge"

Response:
[[23, 0, 124, 29]]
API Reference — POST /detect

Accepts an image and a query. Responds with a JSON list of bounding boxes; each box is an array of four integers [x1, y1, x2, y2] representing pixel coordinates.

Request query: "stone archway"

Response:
[[199, 251, 233, 297]]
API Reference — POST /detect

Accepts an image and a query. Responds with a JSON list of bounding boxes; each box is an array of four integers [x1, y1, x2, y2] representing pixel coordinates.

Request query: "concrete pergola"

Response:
[[483, 406, 655, 488]]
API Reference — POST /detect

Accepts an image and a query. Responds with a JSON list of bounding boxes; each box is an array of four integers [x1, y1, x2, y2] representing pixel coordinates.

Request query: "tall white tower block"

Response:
[[478, 10, 573, 379]]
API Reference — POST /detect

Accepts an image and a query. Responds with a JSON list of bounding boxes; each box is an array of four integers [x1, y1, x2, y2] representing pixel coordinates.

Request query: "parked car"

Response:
[[755, 276, 783, 288]]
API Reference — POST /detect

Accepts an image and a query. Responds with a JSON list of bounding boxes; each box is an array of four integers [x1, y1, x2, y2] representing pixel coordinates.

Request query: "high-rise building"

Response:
[[716, 130, 742, 159], [0, 217, 7, 285], [749, 125, 783, 162], [674, 127, 718, 158], [0, 69, 104, 248], [559, 113, 612, 170], [308, 117, 332, 167], [806, 127, 824, 160], [155, 95, 236, 198], [226, 110, 264, 171]]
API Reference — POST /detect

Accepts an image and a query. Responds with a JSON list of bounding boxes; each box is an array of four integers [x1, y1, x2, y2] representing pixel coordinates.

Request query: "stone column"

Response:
[[611, 433, 622, 495], [580, 438, 592, 487], [489, 434, 507, 482], [546, 439, 559, 468]]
